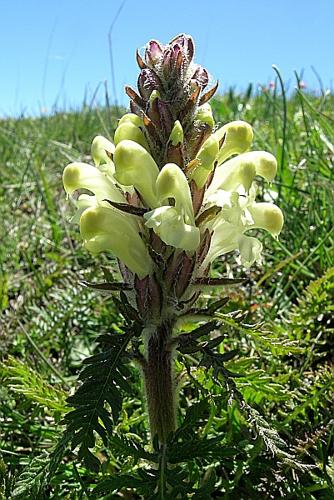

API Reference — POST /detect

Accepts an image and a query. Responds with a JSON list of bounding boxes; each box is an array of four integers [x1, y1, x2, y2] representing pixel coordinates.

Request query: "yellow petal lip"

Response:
[[238, 235, 263, 267], [144, 163, 199, 251], [144, 206, 200, 252]]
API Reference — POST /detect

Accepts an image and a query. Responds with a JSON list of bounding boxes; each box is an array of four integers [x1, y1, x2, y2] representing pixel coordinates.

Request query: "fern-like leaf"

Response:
[[1, 356, 67, 414], [64, 328, 135, 471]]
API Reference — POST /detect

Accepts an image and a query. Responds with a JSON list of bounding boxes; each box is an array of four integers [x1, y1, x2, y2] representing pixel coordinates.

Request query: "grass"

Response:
[[0, 81, 333, 498]]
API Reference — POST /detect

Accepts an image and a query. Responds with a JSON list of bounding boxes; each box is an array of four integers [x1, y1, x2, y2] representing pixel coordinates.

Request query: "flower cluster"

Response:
[[63, 33, 283, 304], [62, 34, 284, 444]]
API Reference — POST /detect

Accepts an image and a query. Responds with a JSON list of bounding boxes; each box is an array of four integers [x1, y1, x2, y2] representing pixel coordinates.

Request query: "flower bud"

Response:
[[195, 103, 214, 129], [145, 40, 163, 66], [80, 206, 152, 278], [169, 120, 184, 146], [156, 99, 173, 135], [91, 136, 115, 166], [191, 135, 219, 188], [162, 47, 173, 78], [63, 162, 125, 203], [149, 89, 161, 105], [171, 43, 183, 72], [118, 113, 144, 128], [138, 68, 161, 100], [192, 66, 209, 89], [214, 121, 253, 164], [170, 34, 194, 64], [114, 121, 149, 150], [113, 140, 159, 208], [248, 202, 284, 236]]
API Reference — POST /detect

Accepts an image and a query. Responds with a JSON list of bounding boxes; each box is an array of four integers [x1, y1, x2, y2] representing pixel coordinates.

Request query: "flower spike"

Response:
[[62, 34, 284, 448]]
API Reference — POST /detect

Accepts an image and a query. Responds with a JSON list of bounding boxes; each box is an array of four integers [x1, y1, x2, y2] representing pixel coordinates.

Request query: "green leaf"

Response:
[[63, 329, 134, 470]]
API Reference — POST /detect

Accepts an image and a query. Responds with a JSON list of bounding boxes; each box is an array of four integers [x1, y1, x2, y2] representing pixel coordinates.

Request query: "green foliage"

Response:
[[1, 86, 333, 498], [64, 328, 136, 472], [1, 356, 67, 414], [288, 267, 334, 362]]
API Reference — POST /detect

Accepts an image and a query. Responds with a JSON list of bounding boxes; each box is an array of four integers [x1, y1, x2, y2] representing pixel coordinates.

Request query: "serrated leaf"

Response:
[[93, 474, 144, 498], [110, 435, 157, 462], [61, 330, 134, 470], [167, 436, 224, 462]]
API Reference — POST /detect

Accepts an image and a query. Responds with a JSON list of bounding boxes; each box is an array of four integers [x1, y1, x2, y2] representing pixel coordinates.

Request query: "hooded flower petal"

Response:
[[63, 162, 125, 203], [207, 151, 277, 196], [91, 136, 115, 167], [195, 103, 214, 129], [155, 163, 195, 224], [118, 113, 144, 127], [214, 120, 253, 164], [247, 202, 284, 236], [80, 206, 152, 278], [114, 121, 150, 150], [113, 140, 159, 208], [191, 135, 219, 188]]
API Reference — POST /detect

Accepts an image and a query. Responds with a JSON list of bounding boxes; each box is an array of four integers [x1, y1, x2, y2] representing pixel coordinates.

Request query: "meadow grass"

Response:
[[0, 83, 333, 498]]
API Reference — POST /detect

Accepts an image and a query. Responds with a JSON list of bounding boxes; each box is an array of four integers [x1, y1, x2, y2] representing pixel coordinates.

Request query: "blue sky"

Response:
[[1, 0, 333, 116]]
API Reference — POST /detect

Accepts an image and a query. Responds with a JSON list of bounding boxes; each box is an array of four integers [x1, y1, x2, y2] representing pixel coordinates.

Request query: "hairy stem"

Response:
[[143, 321, 176, 443]]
